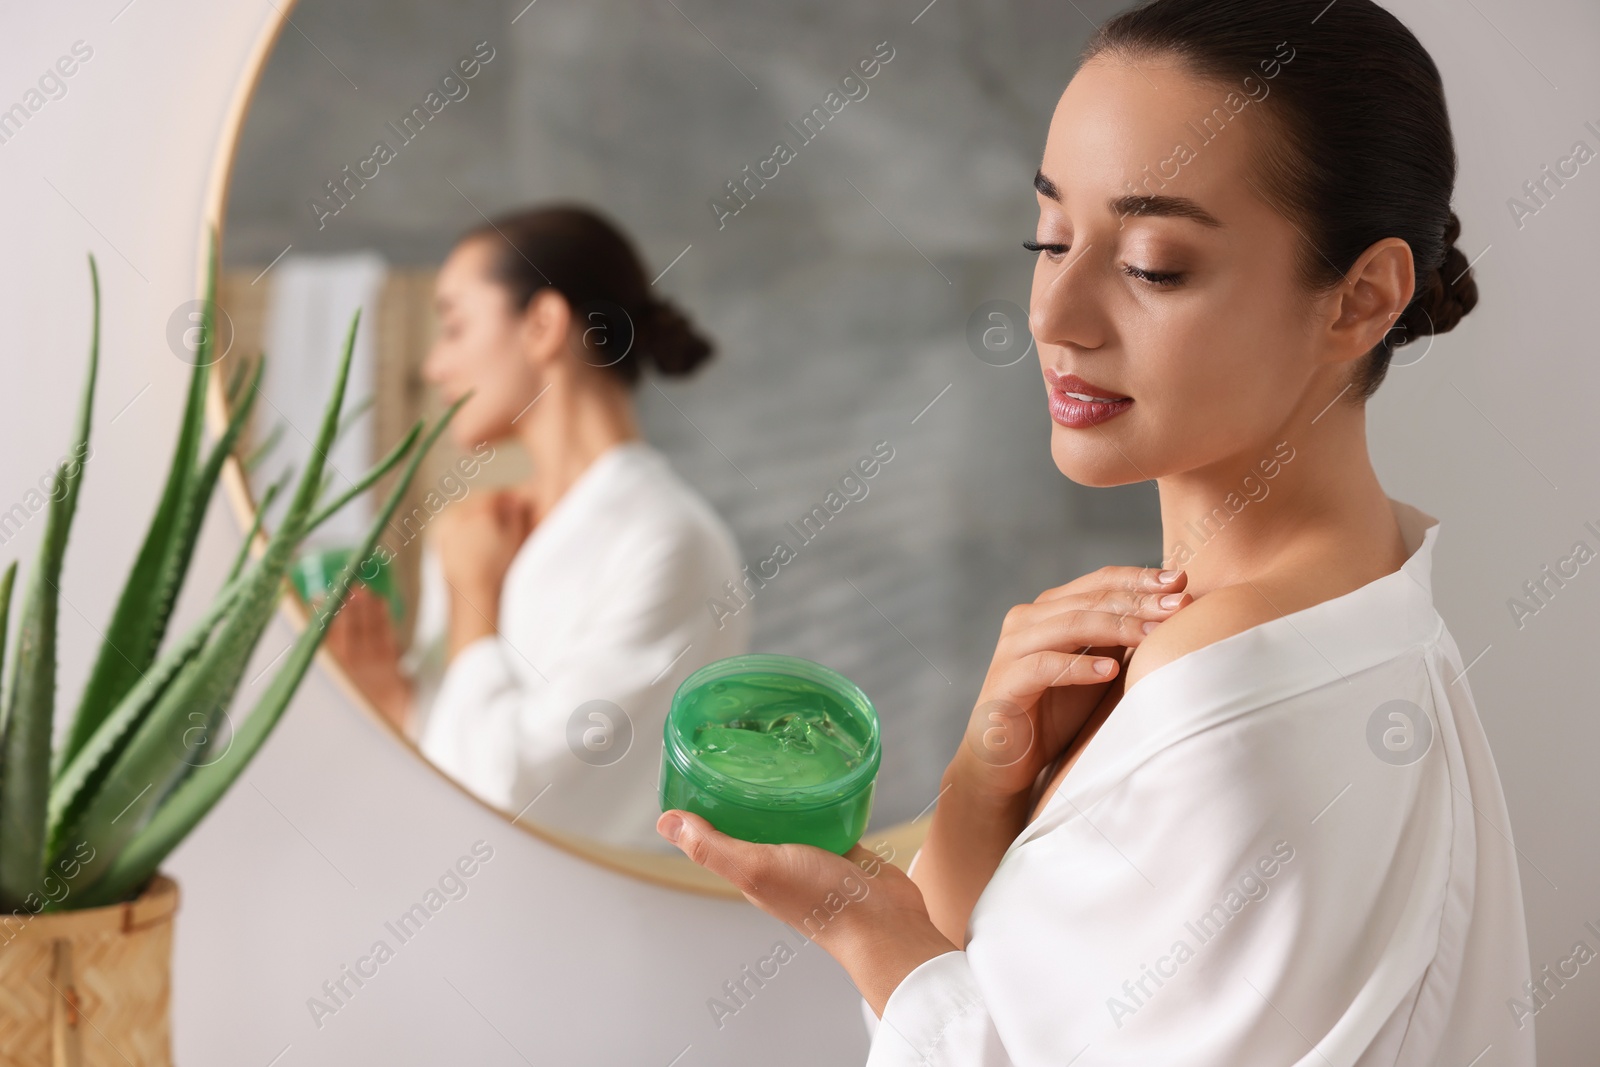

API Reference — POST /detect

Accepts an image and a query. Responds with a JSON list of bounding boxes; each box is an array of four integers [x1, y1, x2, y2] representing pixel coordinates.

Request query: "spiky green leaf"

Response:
[[53, 231, 225, 777], [0, 256, 99, 908], [78, 397, 464, 906], [60, 311, 362, 896]]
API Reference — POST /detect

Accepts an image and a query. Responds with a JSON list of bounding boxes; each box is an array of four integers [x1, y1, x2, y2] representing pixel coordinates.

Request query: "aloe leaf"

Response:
[[43, 566, 252, 868], [0, 562, 17, 737], [47, 455, 288, 863], [242, 421, 285, 475], [78, 399, 464, 906], [307, 422, 420, 532], [0, 255, 99, 909], [199, 354, 264, 491], [146, 348, 264, 616], [332, 393, 374, 449], [148, 413, 441, 826], [153, 417, 424, 810], [61, 311, 362, 895], [53, 232, 222, 777], [227, 468, 292, 585], [224, 351, 258, 410]]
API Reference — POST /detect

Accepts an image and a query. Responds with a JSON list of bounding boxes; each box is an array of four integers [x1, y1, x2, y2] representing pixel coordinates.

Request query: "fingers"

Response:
[[326, 586, 392, 657], [1008, 575, 1192, 639], [1033, 565, 1187, 604], [476, 489, 533, 545], [1023, 647, 1122, 690], [658, 810, 768, 899], [968, 651, 1120, 747], [1000, 603, 1171, 661], [491, 489, 515, 527]]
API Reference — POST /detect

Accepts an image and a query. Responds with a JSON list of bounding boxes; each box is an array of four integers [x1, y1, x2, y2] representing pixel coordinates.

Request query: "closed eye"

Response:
[[1123, 264, 1185, 288], [1022, 240, 1185, 288]]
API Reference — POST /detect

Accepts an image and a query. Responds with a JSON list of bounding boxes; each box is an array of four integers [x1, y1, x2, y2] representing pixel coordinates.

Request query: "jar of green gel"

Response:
[[659, 654, 881, 854]]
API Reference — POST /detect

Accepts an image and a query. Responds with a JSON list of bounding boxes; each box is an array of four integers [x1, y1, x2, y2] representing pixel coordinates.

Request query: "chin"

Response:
[[443, 397, 509, 450], [1048, 428, 1142, 488], [447, 415, 496, 451]]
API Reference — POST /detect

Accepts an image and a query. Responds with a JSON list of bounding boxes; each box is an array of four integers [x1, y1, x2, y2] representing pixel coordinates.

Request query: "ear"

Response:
[[517, 288, 573, 369], [1319, 236, 1415, 369]]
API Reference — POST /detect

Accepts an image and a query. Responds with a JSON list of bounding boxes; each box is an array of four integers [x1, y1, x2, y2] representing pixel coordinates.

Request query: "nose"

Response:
[[1029, 250, 1104, 352], [420, 342, 444, 385]]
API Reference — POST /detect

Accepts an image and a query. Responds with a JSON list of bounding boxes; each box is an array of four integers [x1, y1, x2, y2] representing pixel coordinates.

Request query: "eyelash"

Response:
[[1021, 240, 1185, 288]]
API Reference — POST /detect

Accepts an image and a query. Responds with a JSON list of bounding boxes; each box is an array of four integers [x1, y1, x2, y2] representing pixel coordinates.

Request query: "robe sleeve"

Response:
[[398, 543, 449, 742], [867, 950, 1009, 1062], [864, 668, 1455, 1066]]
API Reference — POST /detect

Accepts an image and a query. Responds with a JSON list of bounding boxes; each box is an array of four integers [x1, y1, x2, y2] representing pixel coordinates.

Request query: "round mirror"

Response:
[[205, 0, 1161, 894]]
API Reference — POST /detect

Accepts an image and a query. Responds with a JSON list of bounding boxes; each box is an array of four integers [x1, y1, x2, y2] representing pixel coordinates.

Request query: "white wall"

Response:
[[0, 1, 1595, 1064]]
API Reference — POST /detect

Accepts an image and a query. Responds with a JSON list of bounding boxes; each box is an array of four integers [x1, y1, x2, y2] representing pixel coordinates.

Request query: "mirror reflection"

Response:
[[216, 0, 1162, 856]]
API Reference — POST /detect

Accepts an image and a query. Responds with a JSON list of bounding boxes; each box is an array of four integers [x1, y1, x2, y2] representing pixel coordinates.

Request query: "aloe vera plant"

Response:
[[0, 234, 461, 913]]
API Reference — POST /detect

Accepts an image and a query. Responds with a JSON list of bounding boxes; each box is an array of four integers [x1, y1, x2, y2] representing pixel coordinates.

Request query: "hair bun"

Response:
[[639, 298, 715, 378], [1396, 210, 1478, 342]]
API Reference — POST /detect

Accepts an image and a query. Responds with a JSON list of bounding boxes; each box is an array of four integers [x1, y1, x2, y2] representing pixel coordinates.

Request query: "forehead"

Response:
[[1042, 54, 1267, 225], [437, 237, 495, 295]]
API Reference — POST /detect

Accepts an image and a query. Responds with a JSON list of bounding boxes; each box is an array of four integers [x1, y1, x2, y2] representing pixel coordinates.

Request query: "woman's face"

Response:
[[423, 236, 542, 447], [1031, 55, 1333, 487]]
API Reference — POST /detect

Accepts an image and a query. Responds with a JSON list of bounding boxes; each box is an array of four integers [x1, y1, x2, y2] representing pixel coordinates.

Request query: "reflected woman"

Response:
[[329, 204, 751, 852]]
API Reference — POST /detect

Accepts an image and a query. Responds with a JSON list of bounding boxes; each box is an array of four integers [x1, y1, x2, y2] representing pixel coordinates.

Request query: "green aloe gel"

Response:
[[660, 654, 880, 853]]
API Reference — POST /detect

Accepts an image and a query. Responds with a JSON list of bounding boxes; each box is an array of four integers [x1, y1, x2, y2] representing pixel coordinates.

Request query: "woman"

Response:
[[659, 0, 1534, 1062], [329, 204, 752, 852]]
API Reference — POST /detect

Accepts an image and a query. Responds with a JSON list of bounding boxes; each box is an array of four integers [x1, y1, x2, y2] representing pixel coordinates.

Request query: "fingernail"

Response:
[[1143, 620, 1160, 633], [1094, 658, 1116, 676], [1159, 593, 1184, 608], [659, 814, 683, 844], [1158, 569, 1182, 583]]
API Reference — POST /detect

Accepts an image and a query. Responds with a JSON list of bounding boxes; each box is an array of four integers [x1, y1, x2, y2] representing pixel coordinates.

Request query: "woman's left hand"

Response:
[[657, 809, 959, 1017]]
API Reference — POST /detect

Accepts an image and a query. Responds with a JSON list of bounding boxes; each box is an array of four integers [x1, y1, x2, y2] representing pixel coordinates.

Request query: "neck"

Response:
[[512, 368, 641, 520], [1155, 390, 1402, 598]]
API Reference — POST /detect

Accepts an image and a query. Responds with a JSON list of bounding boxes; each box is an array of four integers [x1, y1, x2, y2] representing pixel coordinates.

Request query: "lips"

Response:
[[1045, 370, 1130, 403], [1045, 369, 1133, 429]]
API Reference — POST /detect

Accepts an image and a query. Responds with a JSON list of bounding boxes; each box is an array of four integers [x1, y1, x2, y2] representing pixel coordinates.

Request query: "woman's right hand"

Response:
[[952, 565, 1192, 802], [322, 583, 415, 731], [434, 487, 535, 604]]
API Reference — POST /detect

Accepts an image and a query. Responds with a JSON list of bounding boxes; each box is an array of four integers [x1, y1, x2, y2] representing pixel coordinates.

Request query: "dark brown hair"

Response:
[[461, 204, 714, 385], [1085, 0, 1477, 400]]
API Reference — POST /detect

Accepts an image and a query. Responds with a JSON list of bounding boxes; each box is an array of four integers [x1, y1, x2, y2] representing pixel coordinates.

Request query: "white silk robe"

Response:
[[862, 498, 1535, 1066], [407, 440, 752, 852]]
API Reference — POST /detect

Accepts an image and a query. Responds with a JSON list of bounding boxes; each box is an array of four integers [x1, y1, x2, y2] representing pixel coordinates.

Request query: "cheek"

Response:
[[456, 325, 520, 388], [460, 332, 535, 423], [1131, 300, 1243, 390], [1130, 288, 1308, 446]]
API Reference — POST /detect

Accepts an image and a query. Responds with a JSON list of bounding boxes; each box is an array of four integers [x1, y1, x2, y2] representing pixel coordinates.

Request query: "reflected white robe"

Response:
[[407, 440, 753, 851], [862, 498, 1534, 1066]]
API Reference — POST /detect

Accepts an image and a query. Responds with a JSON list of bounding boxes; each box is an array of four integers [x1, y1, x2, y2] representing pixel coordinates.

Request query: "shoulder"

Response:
[[1121, 581, 1289, 692], [613, 452, 741, 561], [600, 493, 739, 587], [1124, 520, 1419, 691]]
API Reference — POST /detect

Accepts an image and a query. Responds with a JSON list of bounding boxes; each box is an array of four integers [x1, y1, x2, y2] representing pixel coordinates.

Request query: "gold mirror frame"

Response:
[[199, 1, 932, 897]]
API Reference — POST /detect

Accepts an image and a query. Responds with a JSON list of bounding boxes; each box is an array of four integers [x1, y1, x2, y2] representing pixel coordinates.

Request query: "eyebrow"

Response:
[[1034, 168, 1224, 228]]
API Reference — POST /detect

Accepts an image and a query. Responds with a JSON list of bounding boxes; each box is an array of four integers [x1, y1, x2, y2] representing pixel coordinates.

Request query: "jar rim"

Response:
[[662, 653, 881, 808]]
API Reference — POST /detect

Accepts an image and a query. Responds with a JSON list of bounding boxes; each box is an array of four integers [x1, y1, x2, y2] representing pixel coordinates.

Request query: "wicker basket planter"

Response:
[[0, 874, 178, 1067]]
